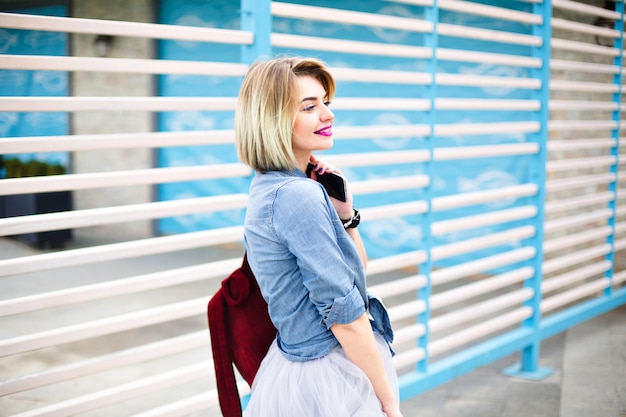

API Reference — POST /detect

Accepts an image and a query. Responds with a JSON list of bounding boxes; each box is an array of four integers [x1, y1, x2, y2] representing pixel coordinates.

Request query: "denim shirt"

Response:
[[244, 168, 394, 362]]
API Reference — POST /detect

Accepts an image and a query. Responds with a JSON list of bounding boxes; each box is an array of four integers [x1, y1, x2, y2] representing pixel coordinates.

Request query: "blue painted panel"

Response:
[[0, 5, 69, 175], [157, 0, 246, 234], [156, 0, 538, 266]]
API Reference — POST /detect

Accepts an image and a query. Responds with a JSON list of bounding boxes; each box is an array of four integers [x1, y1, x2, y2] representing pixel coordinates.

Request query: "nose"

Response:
[[321, 103, 334, 122]]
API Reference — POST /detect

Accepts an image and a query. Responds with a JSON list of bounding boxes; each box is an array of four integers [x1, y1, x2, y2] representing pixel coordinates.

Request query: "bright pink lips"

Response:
[[315, 126, 333, 137]]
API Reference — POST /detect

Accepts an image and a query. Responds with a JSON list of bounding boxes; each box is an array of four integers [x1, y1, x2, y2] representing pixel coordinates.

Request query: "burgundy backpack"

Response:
[[207, 254, 277, 417]]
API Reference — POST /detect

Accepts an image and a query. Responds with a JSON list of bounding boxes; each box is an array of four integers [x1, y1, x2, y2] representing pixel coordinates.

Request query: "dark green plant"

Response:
[[0, 156, 67, 178]]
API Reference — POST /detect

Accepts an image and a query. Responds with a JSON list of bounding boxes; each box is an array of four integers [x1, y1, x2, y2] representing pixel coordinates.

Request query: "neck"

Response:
[[294, 153, 312, 174]]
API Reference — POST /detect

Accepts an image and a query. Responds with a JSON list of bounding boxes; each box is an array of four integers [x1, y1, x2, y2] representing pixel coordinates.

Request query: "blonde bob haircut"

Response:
[[235, 56, 336, 172]]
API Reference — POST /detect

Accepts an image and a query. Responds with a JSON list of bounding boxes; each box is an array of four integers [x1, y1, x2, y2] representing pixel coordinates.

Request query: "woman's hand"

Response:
[[382, 405, 404, 417], [308, 155, 353, 219]]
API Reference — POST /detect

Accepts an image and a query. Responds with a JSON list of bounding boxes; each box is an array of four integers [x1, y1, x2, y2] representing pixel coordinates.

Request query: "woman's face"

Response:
[[292, 75, 335, 165]]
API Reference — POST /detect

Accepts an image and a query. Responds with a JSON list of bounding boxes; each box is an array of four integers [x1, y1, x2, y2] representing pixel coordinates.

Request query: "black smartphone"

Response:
[[306, 163, 347, 202]]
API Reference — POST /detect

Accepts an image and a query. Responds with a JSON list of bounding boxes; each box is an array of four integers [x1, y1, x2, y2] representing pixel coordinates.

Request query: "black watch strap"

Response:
[[341, 208, 360, 229]]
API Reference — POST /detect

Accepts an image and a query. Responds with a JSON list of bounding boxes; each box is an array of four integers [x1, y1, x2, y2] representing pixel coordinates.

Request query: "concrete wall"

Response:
[[71, 0, 154, 243]]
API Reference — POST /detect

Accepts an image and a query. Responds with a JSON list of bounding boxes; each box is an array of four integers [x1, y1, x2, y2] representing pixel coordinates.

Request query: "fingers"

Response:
[[308, 156, 342, 176]]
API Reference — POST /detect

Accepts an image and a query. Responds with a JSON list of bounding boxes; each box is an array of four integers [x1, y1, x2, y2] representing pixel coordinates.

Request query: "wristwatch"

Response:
[[341, 208, 360, 229]]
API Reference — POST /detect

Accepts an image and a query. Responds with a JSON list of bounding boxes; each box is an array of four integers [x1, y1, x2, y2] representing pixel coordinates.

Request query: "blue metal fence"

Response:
[[156, 0, 626, 401]]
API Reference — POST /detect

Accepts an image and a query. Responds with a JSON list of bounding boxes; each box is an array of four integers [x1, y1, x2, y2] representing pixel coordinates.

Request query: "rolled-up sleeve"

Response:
[[322, 286, 366, 329], [368, 292, 396, 356]]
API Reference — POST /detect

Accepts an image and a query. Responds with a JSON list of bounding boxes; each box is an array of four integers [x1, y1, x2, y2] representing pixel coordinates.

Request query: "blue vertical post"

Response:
[[240, 0, 272, 65], [416, 0, 438, 375], [604, 1, 624, 296], [238, 0, 271, 410], [503, 0, 553, 381]]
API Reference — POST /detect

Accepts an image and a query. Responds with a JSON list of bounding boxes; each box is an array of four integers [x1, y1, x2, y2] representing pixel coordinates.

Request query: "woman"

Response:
[[235, 56, 402, 417]]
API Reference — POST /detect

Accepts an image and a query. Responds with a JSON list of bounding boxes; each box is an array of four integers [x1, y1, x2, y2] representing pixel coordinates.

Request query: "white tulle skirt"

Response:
[[244, 333, 398, 417]]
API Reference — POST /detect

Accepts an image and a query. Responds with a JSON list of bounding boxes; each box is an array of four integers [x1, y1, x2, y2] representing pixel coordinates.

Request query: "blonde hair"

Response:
[[235, 56, 336, 172]]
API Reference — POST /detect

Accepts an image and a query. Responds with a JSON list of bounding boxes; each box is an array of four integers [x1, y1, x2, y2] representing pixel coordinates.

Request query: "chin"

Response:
[[318, 138, 334, 150]]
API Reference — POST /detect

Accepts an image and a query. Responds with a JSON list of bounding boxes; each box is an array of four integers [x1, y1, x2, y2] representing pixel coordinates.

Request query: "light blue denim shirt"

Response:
[[244, 168, 394, 362]]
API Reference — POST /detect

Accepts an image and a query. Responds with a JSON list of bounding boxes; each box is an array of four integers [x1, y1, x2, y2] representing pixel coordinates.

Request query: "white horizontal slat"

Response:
[[0, 97, 237, 112], [543, 209, 614, 234], [330, 67, 432, 84], [271, 2, 433, 32], [430, 287, 534, 335], [433, 143, 539, 161], [550, 80, 619, 93], [331, 98, 430, 110], [129, 394, 216, 417], [543, 226, 613, 254], [385, 0, 432, 6], [614, 237, 626, 252], [0, 54, 248, 76], [0, 12, 253, 44], [430, 247, 537, 286], [388, 300, 427, 322], [550, 59, 620, 74], [541, 278, 611, 314], [434, 121, 540, 136], [544, 192, 615, 214], [552, 18, 621, 39], [362, 201, 429, 220], [552, 0, 622, 20], [431, 206, 538, 236], [435, 98, 540, 111], [0, 258, 240, 316], [550, 38, 620, 57], [546, 173, 615, 192], [393, 347, 426, 369], [0, 297, 207, 357], [549, 120, 618, 131], [547, 156, 617, 172], [333, 124, 431, 139], [432, 184, 538, 212], [542, 244, 612, 275], [130, 388, 232, 417], [393, 323, 427, 345], [0, 332, 209, 395], [437, 48, 541, 67], [11, 361, 214, 417], [428, 306, 533, 357], [436, 73, 541, 89], [0, 195, 248, 236], [614, 269, 626, 285], [429, 267, 534, 311], [438, 0, 542, 24], [0, 226, 243, 277], [549, 100, 619, 111], [270, 33, 432, 58], [0, 164, 251, 196], [431, 226, 536, 261], [324, 150, 430, 167], [542, 260, 612, 293], [368, 274, 427, 299], [350, 175, 430, 195], [1, 130, 234, 153], [366, 250, 427, 276], [438, 23, 542, 46], [548, 138, 616, 151]]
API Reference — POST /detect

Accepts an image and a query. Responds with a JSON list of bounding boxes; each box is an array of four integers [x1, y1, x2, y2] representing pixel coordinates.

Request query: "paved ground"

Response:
[[400, 304, 626, 417], [1, 236, 625, 416]]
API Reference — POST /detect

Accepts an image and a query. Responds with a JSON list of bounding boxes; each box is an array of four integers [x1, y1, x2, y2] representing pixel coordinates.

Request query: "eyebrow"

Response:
[[300, 96, 327, 103]]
